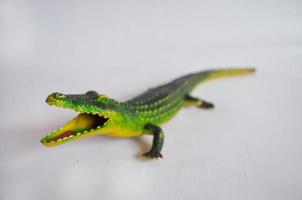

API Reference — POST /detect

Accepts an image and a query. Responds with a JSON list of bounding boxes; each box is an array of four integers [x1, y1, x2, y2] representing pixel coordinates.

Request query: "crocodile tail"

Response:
[[196, 68, 256, 83]]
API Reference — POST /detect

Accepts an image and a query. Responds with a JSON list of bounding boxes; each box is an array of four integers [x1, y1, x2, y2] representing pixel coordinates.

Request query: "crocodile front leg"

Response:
[[143, 123, 164, 159]]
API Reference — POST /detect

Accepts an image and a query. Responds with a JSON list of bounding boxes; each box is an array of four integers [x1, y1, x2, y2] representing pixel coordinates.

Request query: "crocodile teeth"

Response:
[[57, 139, 62, 142], [76, 132, 81, 136]]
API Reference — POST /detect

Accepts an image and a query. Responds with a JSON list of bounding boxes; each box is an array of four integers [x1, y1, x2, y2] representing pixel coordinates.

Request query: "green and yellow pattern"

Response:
[[41, 68, 255, 159]]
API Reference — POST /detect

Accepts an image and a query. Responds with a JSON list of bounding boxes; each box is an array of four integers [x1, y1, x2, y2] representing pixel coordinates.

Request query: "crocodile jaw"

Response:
[[41, 113, 109, 146]]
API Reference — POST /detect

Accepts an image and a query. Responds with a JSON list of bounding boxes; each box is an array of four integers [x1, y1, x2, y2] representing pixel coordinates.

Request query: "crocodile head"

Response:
[[41, 91, 122, 146]]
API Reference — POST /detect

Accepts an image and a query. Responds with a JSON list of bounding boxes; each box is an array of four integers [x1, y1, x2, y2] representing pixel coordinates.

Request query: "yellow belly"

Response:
[[104, 127, 143, 138]]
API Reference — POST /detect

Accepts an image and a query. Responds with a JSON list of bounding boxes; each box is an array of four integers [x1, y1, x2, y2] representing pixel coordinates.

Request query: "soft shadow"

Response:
[[133, 137, 151, 160], [3, 120, 66, 156]]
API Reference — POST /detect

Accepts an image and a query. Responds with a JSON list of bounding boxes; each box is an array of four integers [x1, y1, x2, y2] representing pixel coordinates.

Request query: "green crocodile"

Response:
[[41, 68, 255, 159]]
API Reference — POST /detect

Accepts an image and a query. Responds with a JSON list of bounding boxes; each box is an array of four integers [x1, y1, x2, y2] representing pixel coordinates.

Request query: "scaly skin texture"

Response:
[[41, 68, 255, 159]]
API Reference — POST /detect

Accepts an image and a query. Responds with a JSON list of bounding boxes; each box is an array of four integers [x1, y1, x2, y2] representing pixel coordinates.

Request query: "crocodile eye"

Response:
[[86, 91, 98, 97]]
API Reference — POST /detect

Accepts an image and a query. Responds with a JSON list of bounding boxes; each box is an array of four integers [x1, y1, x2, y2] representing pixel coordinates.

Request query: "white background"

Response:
[[1, 0, 302, 200]]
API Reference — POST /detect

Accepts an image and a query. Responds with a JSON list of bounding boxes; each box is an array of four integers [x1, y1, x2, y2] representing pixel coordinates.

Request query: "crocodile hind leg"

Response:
[[184, 94, 214, 109], [143, 123, 164, 159]]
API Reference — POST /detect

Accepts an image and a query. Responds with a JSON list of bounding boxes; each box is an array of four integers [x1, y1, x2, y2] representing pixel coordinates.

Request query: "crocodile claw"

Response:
[[143, 151, 163, 159]]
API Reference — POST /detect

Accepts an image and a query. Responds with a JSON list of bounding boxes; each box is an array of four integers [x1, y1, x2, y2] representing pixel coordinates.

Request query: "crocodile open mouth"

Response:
[[41, 113, 109, 146]]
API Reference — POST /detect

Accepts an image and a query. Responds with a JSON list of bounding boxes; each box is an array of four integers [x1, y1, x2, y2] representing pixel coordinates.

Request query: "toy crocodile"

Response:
[[41, 68, 255, 159]]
